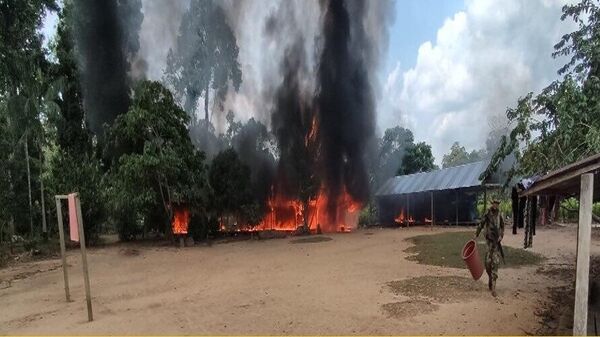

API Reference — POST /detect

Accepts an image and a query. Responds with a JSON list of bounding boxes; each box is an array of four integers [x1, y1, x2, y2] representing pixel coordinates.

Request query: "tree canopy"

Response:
[[398, 142, 437, 175], [442, 142, 486, 169], [104, 81, 208, 239], [165, 0, 242, 121], [209, 148, 262, 227]]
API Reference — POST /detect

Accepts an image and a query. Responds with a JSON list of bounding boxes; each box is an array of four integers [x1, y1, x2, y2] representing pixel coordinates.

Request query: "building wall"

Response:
[[376, 189, 479, 226]]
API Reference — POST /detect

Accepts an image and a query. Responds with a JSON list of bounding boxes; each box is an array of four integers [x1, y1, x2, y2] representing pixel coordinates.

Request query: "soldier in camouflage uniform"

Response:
[[474, 199, 505, 297]]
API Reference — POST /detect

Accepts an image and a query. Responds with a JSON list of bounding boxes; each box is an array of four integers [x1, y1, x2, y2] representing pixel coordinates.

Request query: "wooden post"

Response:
[[430, 191, 435, 227], [455, 190, 459, 226], [75, 194, 93, 322], [574, 173, 594, 336], [55, 197, 70, 302], [407, 194, 410, 227], [483, 187, 488, 213]]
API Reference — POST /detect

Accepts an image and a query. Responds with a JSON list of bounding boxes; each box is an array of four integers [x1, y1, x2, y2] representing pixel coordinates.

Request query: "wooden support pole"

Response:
[[483, 187, 488, 213], [430, 191, 435, 227], [455, 190, 459, 226], [407, 194, 410, 227], [55, 197, 70, 302], [75, 194, 93, 322], [574, 173, 594, 335]]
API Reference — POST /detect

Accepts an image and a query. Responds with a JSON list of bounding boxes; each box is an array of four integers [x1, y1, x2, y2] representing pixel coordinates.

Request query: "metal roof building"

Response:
[[375, 161, 499, 226], [376, 161, 492, 197]]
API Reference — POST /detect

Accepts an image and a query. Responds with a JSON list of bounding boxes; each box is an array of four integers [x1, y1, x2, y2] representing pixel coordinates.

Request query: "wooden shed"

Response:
[[519, 153, 600, 335]]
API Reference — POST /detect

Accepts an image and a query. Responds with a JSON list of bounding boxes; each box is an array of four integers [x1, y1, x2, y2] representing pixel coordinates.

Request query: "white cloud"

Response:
[[382, 0, 576, 163], [385, 61, 401, 95]]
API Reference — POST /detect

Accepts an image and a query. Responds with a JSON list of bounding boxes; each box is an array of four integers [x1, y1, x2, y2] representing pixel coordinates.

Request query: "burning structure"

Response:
[[375, 161, 501, 226], [73, 0, 394, 236], [251, 0, 388, 233]]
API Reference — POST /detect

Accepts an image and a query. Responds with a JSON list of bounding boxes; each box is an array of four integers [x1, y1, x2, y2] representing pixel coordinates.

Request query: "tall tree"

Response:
[[442, 142, 486, 168], [398, 142, 436, 175], [165, 0, 242, 121], [50, 0, 92, 155], [369, 126, 415, 189], [0, 0, 58, 238], [104, 81, 208, 240]]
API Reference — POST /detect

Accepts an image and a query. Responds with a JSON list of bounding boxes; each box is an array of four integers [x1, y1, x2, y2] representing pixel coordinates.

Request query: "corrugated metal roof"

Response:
[[375, 160, 490, 196]]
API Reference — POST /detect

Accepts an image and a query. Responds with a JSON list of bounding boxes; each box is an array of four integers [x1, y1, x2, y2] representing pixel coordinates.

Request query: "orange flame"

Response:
[[394, 209, 405, 224], [395, 209, 415, 225], [252, 185, 361, 233], [172, 207, 190, 235]]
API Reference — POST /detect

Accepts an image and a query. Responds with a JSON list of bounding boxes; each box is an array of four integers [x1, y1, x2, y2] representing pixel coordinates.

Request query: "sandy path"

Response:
[[0, 225, 594, 335]]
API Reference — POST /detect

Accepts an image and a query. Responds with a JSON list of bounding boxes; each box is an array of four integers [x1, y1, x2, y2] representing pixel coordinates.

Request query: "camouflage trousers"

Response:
[[485, 240, 500, 284]]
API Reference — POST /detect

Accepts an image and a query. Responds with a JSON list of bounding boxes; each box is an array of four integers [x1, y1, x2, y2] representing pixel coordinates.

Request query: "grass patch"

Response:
[[387, 275, 484, 303], [289, 236, 333, 244], [405, 231, 544, 268], [381, 299, 439, 319]]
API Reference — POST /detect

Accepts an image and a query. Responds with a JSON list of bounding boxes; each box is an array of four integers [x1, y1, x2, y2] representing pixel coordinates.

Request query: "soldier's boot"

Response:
[[488, 277, 492, 291], [491, 278, 497, 297]]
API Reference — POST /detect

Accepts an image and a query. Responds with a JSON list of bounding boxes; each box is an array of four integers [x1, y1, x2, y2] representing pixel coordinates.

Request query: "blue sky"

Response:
[[384, 0, 464, 74]]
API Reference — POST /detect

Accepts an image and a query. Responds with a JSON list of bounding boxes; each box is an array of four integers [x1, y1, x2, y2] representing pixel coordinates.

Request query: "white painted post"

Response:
[[574, 173, 594, 336]]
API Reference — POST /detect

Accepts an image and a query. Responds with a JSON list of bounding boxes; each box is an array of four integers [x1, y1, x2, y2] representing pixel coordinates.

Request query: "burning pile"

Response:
[[172, 206, 190, 235], [394, 209, 415, 225], [257, 187, 361, 233]]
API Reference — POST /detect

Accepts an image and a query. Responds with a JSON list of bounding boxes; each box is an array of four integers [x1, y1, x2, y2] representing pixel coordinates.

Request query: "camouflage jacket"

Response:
[[476, 209, 505, 242]]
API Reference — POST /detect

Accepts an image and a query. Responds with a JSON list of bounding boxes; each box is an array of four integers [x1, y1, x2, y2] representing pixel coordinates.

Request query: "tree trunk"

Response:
[[7, 170, 15, 238], [39, 146, 47, 240], [204, 82, 210, 121], [25, 138, 34, 238]]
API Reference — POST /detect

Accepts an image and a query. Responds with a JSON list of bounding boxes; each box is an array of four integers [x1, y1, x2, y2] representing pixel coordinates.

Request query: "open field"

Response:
[[0, 225, 596, 335]]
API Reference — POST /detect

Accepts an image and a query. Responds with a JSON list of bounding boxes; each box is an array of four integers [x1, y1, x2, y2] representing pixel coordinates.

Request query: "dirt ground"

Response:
[[0, 225, 596, 335]]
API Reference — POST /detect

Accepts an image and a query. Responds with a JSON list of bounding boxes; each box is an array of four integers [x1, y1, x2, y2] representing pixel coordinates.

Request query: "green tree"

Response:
[[369, 126, 415, 189], [165, 0, 242, 121], [0, 0, 58, 93], [104, 81, 208, 240], [49, 1, 92, 155], [44, 146, 106, 244], [209, 148, 261, 228], [0, 0, 58, 239], [484, 0, 600, 181], [398, 142, 436, 175], [442, 142, 486, 168]]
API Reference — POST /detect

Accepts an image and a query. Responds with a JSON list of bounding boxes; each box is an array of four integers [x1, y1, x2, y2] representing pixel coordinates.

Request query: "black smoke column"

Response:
[[73, 0, 131, 135], [315, 0, 375, 216]]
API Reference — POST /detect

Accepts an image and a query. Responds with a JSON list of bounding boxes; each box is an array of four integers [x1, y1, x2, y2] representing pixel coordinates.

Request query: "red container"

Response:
[[462, 240, 484, 280]]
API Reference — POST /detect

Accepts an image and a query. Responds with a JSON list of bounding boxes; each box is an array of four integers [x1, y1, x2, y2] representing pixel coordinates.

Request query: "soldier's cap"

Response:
[[492, 199, 501, 204]]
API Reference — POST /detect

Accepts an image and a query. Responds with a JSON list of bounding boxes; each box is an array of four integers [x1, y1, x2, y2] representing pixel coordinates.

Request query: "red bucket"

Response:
[[462, 240, 484, 280]]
